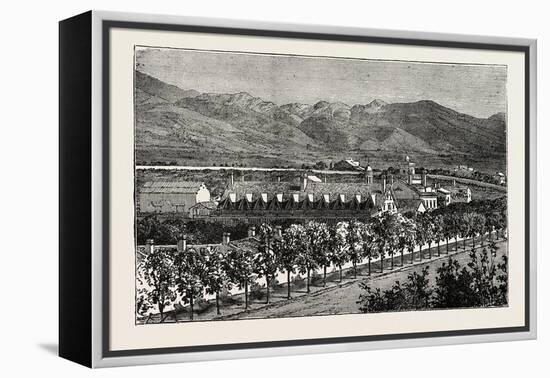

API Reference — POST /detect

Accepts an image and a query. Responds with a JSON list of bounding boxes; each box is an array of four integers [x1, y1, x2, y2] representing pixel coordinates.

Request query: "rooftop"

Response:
[[140, 180, 206, 194]]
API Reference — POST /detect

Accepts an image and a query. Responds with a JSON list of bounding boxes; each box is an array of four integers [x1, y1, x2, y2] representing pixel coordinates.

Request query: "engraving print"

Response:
[[134, 46, 508, 324]]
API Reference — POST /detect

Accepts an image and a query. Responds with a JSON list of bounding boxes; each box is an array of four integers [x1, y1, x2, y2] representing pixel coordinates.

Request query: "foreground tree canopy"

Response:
[[136, 197, 507, 322]]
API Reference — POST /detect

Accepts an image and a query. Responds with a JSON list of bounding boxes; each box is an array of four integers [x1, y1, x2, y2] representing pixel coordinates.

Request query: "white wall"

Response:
[[196, 185, 211, 203], [1, 0, 546, 377]]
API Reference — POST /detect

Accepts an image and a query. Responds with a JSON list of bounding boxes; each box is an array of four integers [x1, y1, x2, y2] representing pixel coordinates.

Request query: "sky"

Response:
[[135, 47, 507, 118]]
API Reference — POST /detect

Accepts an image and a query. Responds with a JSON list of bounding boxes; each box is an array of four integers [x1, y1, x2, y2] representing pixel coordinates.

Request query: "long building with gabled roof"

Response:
[[212, 171, 393, 222]]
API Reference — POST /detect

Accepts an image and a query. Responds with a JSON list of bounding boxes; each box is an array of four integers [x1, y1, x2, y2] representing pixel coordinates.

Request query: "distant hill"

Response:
[[134, 71, 507, 168], [136, 71, 199, 103]]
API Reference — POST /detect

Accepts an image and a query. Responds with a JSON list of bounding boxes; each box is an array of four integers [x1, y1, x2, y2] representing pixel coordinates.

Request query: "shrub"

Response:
[[292, 274, 306, 290], [219, 292, 239, 305], [194, 299, 214, 314], [249, 282, 266, 301], [310, 271, 323, 287]]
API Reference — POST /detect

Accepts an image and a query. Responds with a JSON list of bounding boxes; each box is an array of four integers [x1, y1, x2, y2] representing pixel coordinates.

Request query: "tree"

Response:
[[304, 222, 331, 287], [433, 214, 445, 257], [202, 246, 229, 315], [173, 247, 206, 321], [485, 210, 497, 242], [468, 243, 503, 307], [137, 216, 161, 245], [432, 257, 476, 308], [402, 267, 433, 309], [495, 200, 508, 240], [331, 222, 350, 282], [382, 213, 401, 269], [370, 216, 387, 272], [300, 221, 328, 292], [253, 224, 278, 304], [423, 213, 436, 259], [313, 161, 327, 170], [357, 267, 432, 312], [433, 242, 508, 308], [275, 224, 303, 298], [398, 215, 415, 266], [463, 212, 485, 249], [224, 245, 255, 309], [140, 247, 177, 323], [346, 220, 364, 278], [359, 221, 377, 275], [495, 252, 509, 306], [462, 212, 475, 250], [357, 284, 388, 313], [476, 213, 488, 247], [442, 211, 455, 254], [413, 213, 427, 261]]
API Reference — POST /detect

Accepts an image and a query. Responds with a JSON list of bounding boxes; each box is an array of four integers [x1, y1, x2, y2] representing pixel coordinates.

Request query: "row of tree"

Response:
[[358, 242, 508, 312], [137, 198, 507, 322]]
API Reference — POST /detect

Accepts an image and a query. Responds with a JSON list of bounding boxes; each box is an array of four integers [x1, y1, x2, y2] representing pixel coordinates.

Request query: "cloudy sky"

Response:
[[136, 46, 507, 118]]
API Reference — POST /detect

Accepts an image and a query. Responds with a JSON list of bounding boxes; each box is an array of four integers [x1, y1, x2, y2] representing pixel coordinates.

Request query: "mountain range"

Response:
[[135, 70, 506, 168]]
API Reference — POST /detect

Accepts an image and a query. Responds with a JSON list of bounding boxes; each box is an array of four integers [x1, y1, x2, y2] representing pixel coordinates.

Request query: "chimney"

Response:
[[422, 171, 427, 187], [324, 175, 327, 183], [177, 234, 187, 252], [365, 165, 373, 184], [241, 173, 245, 182], [301, 173, 308, 191], [276, 193, 283, 202], [230, 170, 234, 189], [275, 225, 282, 237], [248, 226, 256, 238], [222, 232, 230, 245], [382, 175, 387, 193], [453, 179, 456, 187], [145, 239, 155, 254]]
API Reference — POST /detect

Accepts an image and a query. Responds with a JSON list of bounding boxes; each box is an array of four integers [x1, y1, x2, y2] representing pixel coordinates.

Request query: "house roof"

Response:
[[141, 180, 206, 194], [223, 180, 382, 202], [334, 159, 365, 171], [391, 181, 420, 200], [307, 175, 322, 183], [225, 181, 296, 198], [419, 191, 438, 198], [389, 180, 422, 211]]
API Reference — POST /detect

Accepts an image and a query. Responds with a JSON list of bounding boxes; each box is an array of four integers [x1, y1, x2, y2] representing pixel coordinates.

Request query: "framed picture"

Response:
[[59, 10, 537, 368]]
